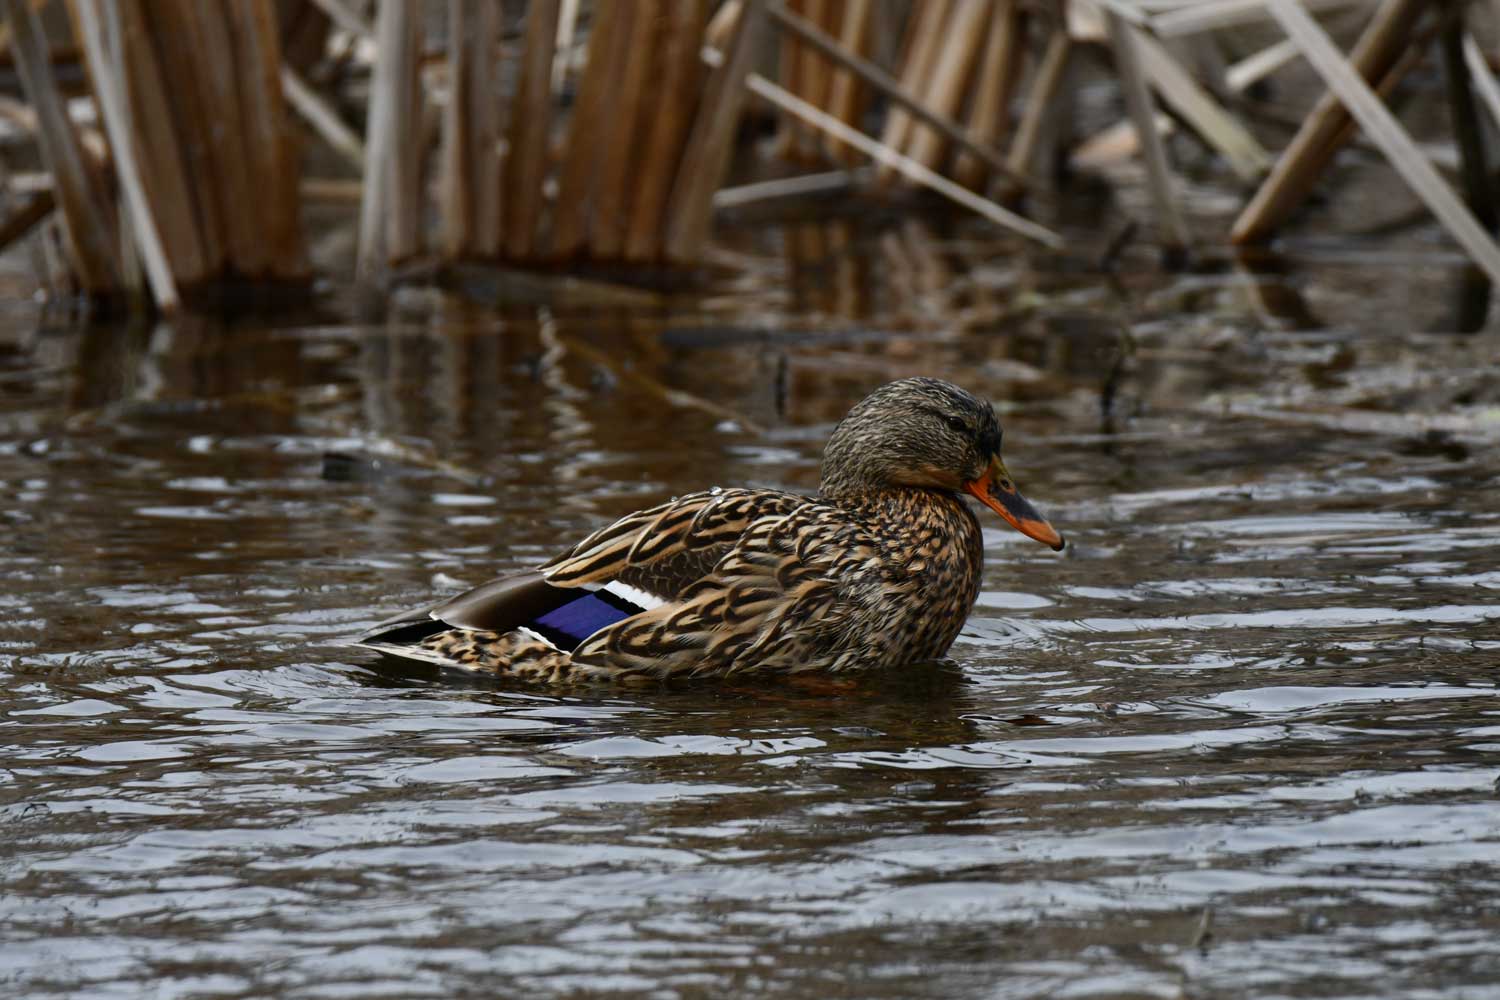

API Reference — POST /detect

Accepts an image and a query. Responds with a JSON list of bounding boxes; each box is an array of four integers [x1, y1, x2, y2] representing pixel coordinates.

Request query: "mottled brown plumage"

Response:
[[357, 378, 1064, 683]]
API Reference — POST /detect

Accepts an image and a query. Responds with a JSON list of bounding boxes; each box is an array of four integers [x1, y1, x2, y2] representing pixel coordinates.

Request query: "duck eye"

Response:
[[944, 415, 968, 434]]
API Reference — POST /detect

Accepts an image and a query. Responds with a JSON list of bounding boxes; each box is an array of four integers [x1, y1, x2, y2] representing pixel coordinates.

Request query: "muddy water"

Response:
[[2, 233, 1499, 998]]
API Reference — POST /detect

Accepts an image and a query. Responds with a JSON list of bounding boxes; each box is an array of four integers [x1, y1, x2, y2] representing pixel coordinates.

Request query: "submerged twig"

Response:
[[558, 334, 766, 435]]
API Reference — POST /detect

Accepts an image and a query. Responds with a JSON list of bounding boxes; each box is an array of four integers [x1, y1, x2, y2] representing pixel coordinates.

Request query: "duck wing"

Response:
[[564, 492, 887, 677], [357, 570, 578, 647], [358, 488, 830, 668], [540, 487, 811, 596]]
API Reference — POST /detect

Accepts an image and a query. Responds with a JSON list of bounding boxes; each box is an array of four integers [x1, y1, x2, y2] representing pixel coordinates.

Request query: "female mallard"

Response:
[[358, 377, 1064, 683]]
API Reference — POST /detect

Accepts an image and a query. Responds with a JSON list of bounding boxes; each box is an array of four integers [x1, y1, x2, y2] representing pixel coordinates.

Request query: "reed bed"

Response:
[[0, 0, 1497, 312]]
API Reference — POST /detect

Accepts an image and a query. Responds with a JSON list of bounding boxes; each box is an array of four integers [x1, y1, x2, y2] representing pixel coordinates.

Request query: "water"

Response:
[[2, 229, 1499, 998]]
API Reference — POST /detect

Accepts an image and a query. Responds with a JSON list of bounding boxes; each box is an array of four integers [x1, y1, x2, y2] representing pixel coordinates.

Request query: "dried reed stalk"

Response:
[[955, 0, 1024, 189], [0, 0, 48, 57], [705, 0, 742, 49], [1226, 37, 1302, 92], [155, 0, 231, 275], [1232, 0, 1425, 245], [902, 0, 989, 172], [471, 2, 504, 260], [771, 0, 806, 160], [589, 0, 661, 259], [92, 0, 307, 286], [1462, 33, 1500, 135], [505, 0, 561, 259], [5, 0, 119, 292], [767, 1, 1022, 184], [441, 0, 502, 258], [1150, 0, 1367, 37], [359, 0, 419, 280], [663, 0, 767, 262], [107, 0, 210, 284], [1441, 15, 1497, 232], [731, 55, 1065, 248], [625, 0, 709, 262], [1266, 0, 1500, 284], [0, 190, 53, 258], [794, 0, 834, 161], [71, 0, 179, 307], [307, 0, 371, 39], [1106, 7, 1190, 253], [554, 0, 581, 93], [283, 64, 365, 169], [230, 0, 307, 279], [1128, 23, 1269, 181], [877, 0, 950, 180], [823, 0, 873, 164], [551, 1, 628, 258]]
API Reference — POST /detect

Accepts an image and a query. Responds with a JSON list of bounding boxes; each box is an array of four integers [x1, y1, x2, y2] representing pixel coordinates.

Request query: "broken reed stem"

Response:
[[1005, 26, 1070, 190], [551, 1, 628, 258], [5, 0, 119, 292], [386, 4, 424, 264], [1150, 0, 1366, 37], [713, 167, 868, 209], [767, 0, 1024, 186], [877, 0, 950, 181], [307, 0, 372, 39], [441, 0, 476, 258], [823, 0, 873, 164], [1106, 8, 1190, 254], [116, 0, 214, 283], [1462, 33, 1500, 137], [231, 0, 307, 279], [588, 0, 658, 259], [955, 0, 1023, 190], [625, 0, 709, 262], [0, 189, 54, 257], [449, 0, 504, 259], [554, 0, 581, 94], [795, 0, 835, 161], [902, 0, 989, 172], [505, 0, 560, 259], [663, 0, 767, 262], [1266, 0, 1500, 284], [771, 0, 804, 160], [1232, 0, 1426, 245], [71, 0, 178, 309], [712, 48, 1064, 248], [704, 0, 742, 50], [1226, 37, 1301, 92], [1128, 24, 1270, 181], [357, 0, 406, 280], [1440, 14, 1497, 231], [283, 64, 365, 169]]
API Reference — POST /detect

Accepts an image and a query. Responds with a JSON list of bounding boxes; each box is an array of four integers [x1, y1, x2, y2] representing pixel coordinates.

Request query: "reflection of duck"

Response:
[[358, 378, 1064, 683]]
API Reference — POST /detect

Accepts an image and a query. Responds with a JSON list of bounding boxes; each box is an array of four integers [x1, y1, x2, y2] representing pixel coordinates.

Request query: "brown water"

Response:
[[2, 224, 1499, 998]]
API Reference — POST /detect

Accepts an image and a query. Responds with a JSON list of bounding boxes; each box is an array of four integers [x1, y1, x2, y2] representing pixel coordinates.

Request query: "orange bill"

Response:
[[964, 456, 1066, 551]]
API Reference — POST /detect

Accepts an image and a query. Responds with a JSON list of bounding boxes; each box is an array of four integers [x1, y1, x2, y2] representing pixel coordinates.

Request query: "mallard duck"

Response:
[[357, 377, 1064, 683]]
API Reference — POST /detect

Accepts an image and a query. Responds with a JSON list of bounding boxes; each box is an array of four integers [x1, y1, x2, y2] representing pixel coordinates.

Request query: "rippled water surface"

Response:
[[3, 231, 1499, 998]]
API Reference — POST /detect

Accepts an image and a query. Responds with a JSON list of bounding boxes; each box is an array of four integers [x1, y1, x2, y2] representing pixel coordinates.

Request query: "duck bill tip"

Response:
[[965, 464, 1065, 552]]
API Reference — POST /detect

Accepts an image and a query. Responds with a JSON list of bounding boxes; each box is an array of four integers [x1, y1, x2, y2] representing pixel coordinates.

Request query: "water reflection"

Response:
[[2, 224, 1499, 997]]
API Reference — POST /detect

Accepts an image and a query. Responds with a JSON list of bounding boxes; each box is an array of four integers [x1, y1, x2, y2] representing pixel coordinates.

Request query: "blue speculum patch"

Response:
[[532, 591, 638, 649]]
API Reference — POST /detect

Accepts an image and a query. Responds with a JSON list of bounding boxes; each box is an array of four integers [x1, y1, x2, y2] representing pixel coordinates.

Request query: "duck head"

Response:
[[819, 377, 1065, 551]]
